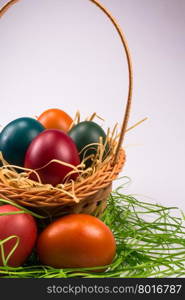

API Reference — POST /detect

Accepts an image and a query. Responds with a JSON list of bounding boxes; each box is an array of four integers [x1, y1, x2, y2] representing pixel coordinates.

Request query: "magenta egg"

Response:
[[24, 129, 80, 186]]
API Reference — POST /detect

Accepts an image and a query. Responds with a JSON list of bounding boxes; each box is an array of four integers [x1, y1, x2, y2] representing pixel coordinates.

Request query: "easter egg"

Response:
[[68, 121, 108, 167], [0, 205, 37, 267], [37, 214, 116, 269], [0, 118, 45, 166], [24, 129, 80, 186], [38, 108, 73, 132]]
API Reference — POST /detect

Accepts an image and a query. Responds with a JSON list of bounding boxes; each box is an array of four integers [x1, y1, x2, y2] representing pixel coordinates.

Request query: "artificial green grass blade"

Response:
[[0, 186, 185, 278]]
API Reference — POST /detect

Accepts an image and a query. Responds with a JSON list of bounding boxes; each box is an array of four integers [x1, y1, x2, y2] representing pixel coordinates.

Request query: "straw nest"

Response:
[[0, 113, 126, 218]]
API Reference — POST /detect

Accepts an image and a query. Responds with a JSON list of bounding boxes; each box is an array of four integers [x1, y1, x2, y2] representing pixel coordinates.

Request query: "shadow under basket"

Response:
[[0, 0, 133, 219]]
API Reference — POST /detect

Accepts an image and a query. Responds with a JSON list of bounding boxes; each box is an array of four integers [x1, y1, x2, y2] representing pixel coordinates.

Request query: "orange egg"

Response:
[[38, 108, 73, 132], [37, 214, 116, 269]]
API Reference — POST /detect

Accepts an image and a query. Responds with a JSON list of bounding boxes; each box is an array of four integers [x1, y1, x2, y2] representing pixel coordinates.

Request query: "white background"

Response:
[[0, 0, 185, 210]]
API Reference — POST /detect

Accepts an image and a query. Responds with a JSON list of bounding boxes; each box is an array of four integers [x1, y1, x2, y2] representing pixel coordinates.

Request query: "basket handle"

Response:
[[0, 0, 133, 166]]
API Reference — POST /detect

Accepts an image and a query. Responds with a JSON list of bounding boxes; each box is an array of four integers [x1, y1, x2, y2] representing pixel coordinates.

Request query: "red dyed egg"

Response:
[[0, 205, 37, 267], [24, 129, 80, 186]]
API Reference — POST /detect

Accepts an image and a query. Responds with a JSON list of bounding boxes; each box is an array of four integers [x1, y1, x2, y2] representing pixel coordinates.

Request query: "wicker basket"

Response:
[[0, 0, 133, 218]]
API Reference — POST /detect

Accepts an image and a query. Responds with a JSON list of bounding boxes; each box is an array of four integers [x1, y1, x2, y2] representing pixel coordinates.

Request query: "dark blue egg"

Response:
[[0, 117, 45, 166]]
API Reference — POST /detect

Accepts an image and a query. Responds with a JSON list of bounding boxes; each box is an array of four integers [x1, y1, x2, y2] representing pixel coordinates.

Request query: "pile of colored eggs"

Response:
[[0, 109, 108, 186]]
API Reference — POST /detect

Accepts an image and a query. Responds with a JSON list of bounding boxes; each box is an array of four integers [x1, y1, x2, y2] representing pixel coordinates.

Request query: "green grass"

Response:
[[0, 184, 185, 278]]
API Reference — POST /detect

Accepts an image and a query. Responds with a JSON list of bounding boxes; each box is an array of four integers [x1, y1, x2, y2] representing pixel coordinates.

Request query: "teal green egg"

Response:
[[0, 117, 45, 167], [68, 121, 109, 167]]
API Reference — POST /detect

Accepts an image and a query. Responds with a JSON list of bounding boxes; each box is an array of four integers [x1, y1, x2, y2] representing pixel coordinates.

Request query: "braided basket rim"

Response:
[[0, 148, 125, 209]]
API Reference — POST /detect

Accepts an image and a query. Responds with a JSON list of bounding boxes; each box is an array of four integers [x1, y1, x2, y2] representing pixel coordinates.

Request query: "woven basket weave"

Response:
[[0, 0, 133, 218]]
